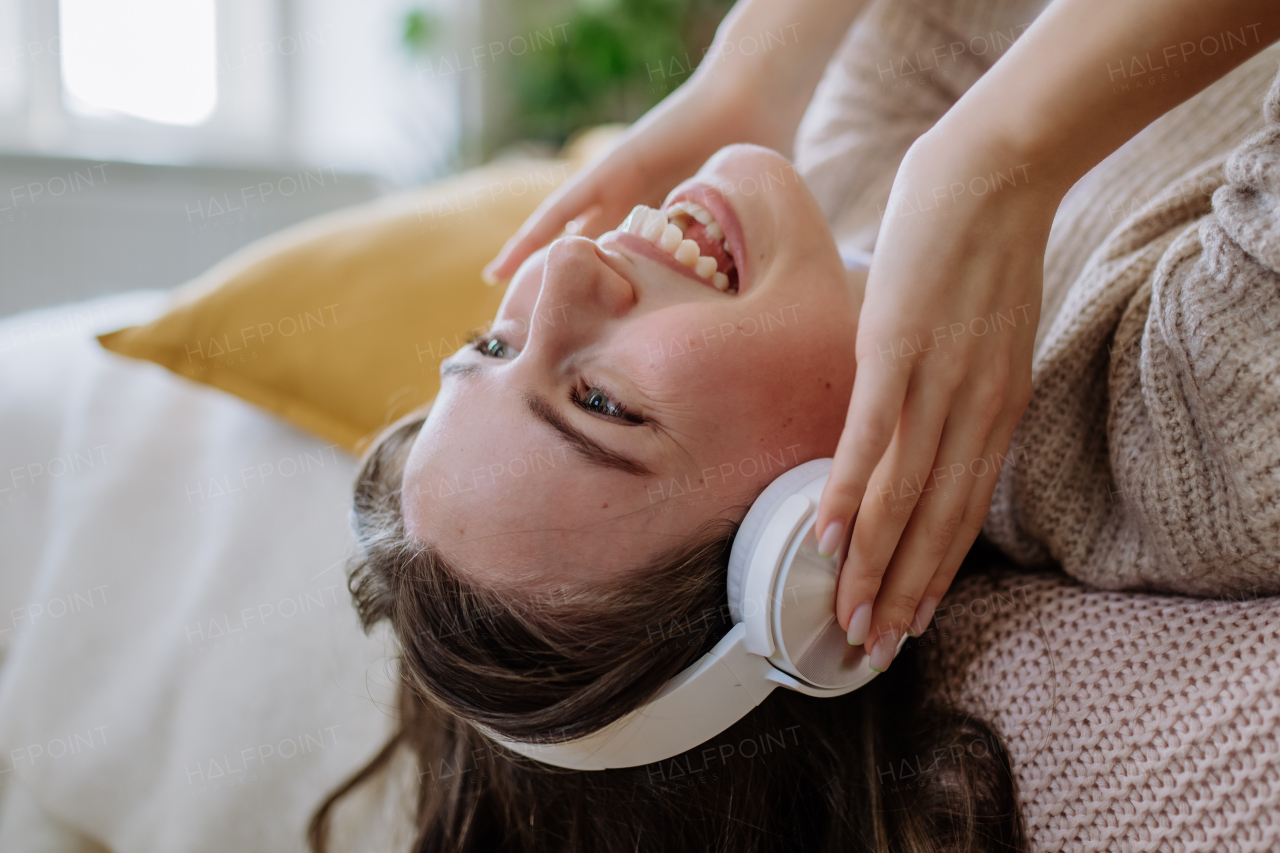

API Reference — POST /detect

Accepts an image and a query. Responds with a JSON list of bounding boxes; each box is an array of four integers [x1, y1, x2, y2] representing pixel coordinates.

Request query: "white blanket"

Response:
[[0, 292, 398, 852]]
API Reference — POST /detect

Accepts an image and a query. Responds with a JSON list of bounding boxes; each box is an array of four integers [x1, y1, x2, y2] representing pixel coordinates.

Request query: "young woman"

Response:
[[309, 145, 1029, 852]]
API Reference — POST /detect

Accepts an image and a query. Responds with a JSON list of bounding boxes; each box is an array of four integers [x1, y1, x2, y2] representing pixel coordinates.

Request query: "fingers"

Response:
[[860, 417, 997, 669], [861, 373, 1029, 672], [483, 180, 599, 284], [815, 351, 911, 566], [903, 435, 1007, 636], [834, 367, 955, 642], [562, 205, 607, 240]]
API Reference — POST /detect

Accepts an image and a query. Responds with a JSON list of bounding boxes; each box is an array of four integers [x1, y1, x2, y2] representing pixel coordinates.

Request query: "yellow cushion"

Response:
[[99, 128, 621, 452]]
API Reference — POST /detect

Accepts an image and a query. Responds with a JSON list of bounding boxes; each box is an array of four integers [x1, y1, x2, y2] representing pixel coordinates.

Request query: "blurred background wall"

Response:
[[0, 0, 732, 316]]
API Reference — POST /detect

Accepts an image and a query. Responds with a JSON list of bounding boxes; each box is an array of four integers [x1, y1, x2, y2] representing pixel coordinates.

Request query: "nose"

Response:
[[527, 236, 636, 358]]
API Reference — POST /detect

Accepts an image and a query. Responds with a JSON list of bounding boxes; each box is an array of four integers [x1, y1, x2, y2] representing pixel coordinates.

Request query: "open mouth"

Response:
[[616, 199, 740, 294]]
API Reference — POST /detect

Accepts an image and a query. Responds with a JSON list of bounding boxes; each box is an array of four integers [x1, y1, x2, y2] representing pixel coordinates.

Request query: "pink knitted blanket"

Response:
[[917, 568, 1280, 852]]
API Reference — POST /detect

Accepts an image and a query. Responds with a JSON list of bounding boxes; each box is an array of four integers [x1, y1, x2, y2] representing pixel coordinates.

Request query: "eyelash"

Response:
[[570, 378, 642, 424], [470, 334, 641, 424]]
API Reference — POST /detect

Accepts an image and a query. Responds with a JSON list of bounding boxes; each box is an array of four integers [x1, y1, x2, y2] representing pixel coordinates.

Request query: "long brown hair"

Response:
[[310, 415, 1027, 852]]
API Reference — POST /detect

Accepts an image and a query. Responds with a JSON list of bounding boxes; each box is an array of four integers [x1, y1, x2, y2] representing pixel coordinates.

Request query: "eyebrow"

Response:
[[442, 355, 653, 476], [523, 391, 653, 477]]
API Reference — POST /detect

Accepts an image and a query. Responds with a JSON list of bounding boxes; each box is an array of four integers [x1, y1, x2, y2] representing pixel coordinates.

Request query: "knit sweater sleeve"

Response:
[[794, 0, 1050, 253], [983, 66, 1280, 596]]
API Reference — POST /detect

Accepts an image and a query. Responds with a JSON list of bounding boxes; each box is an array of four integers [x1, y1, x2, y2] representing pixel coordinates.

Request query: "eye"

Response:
[[572, 380, 641, 424], [470, 333, 639, 424], [471, 334, 519, 359]]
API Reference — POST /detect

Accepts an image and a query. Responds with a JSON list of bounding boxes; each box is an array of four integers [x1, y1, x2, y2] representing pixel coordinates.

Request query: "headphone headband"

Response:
[[490, 459, 903, 770]]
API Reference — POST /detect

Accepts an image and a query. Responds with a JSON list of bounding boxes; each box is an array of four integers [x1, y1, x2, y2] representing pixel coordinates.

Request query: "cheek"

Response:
[[638, 316, 826, 412], [629, 303, 853, 428], [688, 327, 851, 447]]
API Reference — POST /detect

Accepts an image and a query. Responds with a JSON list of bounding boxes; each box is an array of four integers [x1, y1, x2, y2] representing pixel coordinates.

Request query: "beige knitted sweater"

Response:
[[983, 57, 1280, 598], [796, 1, 1280, 850]]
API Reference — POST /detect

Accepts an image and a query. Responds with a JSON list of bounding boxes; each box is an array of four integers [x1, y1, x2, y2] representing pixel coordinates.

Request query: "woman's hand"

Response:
[[816, 128, 1059, 672], [482, 69, 783, 284], [482, 0, 871, 284]]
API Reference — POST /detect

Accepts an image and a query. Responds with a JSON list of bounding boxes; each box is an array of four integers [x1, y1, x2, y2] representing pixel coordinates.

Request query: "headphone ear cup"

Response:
[[727, 458, 833, 624]]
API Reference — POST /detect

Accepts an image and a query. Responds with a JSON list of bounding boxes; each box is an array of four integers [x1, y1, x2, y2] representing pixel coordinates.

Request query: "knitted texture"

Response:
[[796, 0, 1051, 255], [914, 568, 1280, 852], [983, 58, 1280, 595]]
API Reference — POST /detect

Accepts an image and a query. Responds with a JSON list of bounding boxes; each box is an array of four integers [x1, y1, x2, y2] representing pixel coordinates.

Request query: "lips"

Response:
[[603, 231, 723, 290], [665, 183, 749, 295], [593, 181, 751, 297], [613, 201, 738, 293]]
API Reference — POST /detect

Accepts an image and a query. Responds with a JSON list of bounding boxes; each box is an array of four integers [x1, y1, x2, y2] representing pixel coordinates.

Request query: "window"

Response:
[[0, 0, 22, 113], [0, 0, 466, 183], [60, 0, 218, 126]]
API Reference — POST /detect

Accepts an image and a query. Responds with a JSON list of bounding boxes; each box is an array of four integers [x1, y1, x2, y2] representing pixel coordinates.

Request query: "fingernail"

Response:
[[868, 629, 901, 673], [846, 601, 872, 646], [817, 521, 843, 558], [907, 595, 939, 638], [481, 266, 500, 287]]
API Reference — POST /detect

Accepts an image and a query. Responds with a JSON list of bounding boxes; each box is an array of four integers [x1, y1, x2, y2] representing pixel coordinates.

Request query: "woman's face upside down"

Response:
[[402, 145, 862, 587]]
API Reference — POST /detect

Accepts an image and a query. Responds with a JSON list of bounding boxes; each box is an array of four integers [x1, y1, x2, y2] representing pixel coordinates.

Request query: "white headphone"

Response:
[[487, 458, 906, 770]]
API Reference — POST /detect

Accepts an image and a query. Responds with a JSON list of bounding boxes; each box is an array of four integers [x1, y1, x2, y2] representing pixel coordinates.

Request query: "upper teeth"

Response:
[[618, 202, 734, 292]]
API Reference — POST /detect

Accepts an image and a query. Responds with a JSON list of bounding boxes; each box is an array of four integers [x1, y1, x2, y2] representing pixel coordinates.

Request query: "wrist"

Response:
[[905, 121, 1067, 229], [926, 52, 1100, 201], [686, 7, 838, 157], [684, 58, 810, 155], [677, 57, 785, 151]]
